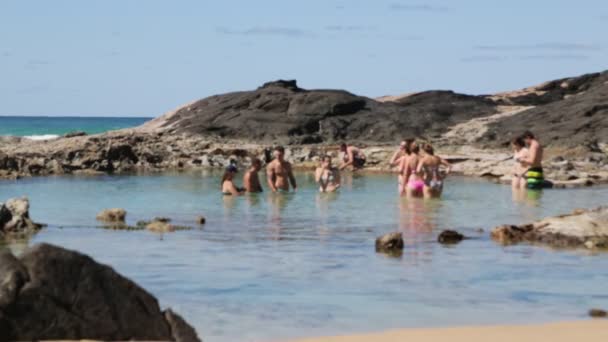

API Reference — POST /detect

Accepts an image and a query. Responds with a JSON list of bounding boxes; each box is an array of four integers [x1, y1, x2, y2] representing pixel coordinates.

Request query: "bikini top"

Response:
[[320, 169, 336, 183]]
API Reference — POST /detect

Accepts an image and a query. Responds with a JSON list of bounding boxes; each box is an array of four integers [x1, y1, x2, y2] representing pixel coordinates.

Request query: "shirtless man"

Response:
[[266, 146, 297, 192], [520, 131, 544, 189], [339, 143, 366, 171], [243, 158, 263, 193]]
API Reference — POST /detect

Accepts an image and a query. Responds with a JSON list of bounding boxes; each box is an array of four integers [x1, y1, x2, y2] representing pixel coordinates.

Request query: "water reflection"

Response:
[[2, 173, 608, 342], [398, 198, 438, 237], [512, 188, 544, 206], [267, 192, 295, 240], [315, 192, 340, 240]]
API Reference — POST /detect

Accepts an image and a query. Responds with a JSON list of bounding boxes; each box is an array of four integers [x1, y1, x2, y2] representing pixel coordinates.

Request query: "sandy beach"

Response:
[[290, 321, 608, 342]]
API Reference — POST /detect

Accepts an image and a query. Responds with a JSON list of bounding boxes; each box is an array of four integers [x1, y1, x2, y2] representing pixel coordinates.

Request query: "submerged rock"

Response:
[[0, 243, 201, 341], [491, 206, 608, 249], [146, 220, 176, 233], [0, 197, 44, 239], [375, 232, 404, 255], [96, 208, 127, 223], [438, 230, 464, 244], [589, 308, 608, 318]]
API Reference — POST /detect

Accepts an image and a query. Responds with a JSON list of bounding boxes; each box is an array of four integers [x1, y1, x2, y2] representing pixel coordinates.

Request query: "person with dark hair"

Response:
[[400, 141, 424, 197], [339, 143, 366, 170], [221, 164, 245, 196], [315, 155, 341, 192], [416, 144, 452, 198], [519, 131, 544, 189], [243, 158, 263, 193], [266, 146, 297, 192], [511, 137, 529, 190]]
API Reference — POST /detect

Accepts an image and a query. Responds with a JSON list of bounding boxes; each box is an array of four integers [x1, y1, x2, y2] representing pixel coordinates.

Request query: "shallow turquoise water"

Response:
[[0, 116, 150, 137], [1, 172, 608, 342]]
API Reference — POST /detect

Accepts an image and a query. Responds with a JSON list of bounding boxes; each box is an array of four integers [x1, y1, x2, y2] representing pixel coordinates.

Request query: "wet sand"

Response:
[[290, 321, 608, 342]]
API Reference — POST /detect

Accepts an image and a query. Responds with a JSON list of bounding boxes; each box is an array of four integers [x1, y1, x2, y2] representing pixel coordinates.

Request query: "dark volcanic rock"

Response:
[[140, 80, 498, 143], [437, 230, 464, 244], [480, 71, 608, 149], [64, 131, 87, 138], [0, 243, 201, 341], [490, 72, 606, 106]]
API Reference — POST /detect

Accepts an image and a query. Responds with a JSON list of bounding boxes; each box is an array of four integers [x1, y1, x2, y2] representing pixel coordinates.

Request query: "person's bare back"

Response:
[[243, 158, 263, 193], [522, 131, 543, 169], [528, 140, 543, 168]]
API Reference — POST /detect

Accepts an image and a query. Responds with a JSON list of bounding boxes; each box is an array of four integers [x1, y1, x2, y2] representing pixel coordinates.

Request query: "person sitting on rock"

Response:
[[519, 131, 544, 190], [243, 158, 263, 193], [315, 155, 341, 193], [266, 146, 297, 192], [221, 164, 245, 196], [339, 143, 366, 171]]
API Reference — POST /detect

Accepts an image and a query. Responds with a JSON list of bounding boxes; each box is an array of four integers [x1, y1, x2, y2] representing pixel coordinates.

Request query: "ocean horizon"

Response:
[[0, 115, 152, 139]]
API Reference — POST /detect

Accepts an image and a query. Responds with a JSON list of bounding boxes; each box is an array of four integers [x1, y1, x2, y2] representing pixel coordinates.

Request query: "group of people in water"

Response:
[[221, 130, 545, 198]]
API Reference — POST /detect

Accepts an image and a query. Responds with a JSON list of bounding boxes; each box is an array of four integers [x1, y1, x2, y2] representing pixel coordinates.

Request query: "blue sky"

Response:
[[1, 0, 606, 117]]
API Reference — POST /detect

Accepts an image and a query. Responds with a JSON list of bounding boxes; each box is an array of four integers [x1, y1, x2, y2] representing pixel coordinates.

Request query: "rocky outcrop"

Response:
[[96, 208, 127, 223], [0, 243, 201, 341], [138, 80, 498, 144], [479, 71, 608, 149], [487, 71, 606, 106], [375, 232, 404, 255], [0, 197, 44, 239], [491, 206, 608, 249], [0, 71, 607, 186]]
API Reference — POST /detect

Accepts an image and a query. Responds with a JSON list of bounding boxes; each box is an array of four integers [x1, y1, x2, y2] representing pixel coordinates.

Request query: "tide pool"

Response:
[[1, 172, 608, 342]]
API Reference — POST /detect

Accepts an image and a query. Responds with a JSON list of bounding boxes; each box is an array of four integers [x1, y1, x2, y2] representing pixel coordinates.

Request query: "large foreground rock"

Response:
[[0, 243, 201, 341], [491, 206, 608, 249], [0, 197, 44, 239]]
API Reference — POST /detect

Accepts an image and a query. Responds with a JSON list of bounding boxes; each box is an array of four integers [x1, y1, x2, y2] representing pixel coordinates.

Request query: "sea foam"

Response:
[[23, 134, 60, 141]]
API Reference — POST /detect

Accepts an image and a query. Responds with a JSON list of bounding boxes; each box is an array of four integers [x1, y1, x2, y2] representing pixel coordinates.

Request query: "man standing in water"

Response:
[[243, 158, 263, 193], [519, 131, 544, 189], [266, 146, 297, 192]]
